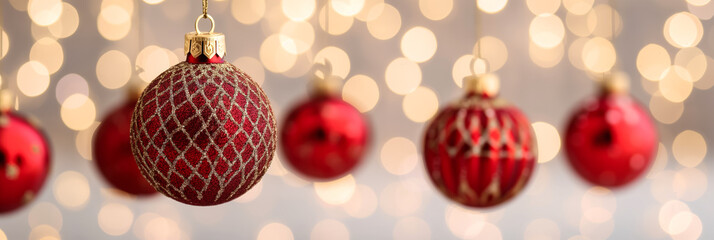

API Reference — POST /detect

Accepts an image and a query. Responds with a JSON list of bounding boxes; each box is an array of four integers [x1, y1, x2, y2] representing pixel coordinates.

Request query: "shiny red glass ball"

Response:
[[94, 98, 157, 196], [564, 93, 657, 188], [423, 93, 536, 208], [130, 58, 277, 206], [280, 96, 369, 180], [0, 111, 51, 213]]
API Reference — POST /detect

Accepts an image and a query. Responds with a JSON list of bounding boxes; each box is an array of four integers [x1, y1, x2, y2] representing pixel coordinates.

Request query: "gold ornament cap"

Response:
[[184, 14, 226, 59], [600, 71, 630, 94], [310, 61, 342, 96], [0, 90, 14, 112], [464, 73, 500, 98]]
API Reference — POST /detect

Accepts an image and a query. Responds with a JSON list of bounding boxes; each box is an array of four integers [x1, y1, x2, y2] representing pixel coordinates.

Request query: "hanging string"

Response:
[[202, 0, 208, 17], [472, 1, 489, 75], [475, 1, 483, 60]]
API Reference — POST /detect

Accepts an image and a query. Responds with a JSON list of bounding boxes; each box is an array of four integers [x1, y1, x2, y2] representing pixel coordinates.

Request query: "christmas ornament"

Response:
[[280, 63, 370, 180], [423, 73, 537, 208], [0, 92, 51, 213], [564, 74, 657, 187], [130, 6, 277, 206], [94, 89, 156, 196]]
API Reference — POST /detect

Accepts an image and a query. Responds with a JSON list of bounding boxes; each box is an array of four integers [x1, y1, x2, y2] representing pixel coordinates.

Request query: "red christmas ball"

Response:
[[280, 95, 369, 180], [130, 42, 277, 206], [564, 92, 657, 188], [423, 75, 536, 208], [0, 111, 51, 213], [94, 97, 157, 196]]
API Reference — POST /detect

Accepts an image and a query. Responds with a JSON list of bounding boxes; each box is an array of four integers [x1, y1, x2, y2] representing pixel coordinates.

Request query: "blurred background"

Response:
[[0, 0, 712, 239]]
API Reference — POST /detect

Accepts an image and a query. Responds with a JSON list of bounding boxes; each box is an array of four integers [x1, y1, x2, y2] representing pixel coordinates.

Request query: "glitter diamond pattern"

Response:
[[423, 95, 536, 208], [130, 62, 276, 206]]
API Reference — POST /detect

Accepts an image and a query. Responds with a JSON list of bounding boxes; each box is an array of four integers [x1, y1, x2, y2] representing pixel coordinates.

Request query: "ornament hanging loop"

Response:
[[195, 14, 215, 34]]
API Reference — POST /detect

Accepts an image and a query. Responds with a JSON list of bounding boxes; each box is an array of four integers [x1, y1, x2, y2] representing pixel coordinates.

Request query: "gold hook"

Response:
[[195, 14, 215, 34]]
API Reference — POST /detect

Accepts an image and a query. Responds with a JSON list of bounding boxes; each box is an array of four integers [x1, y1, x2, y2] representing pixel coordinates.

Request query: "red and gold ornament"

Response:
[[423, 74, 537, 208], [0, 92, 51, 213], [280, 63, 370, 180], [130, 14, 276, 206], [94, 88, 157, 196], [564, 74, 657, 188]]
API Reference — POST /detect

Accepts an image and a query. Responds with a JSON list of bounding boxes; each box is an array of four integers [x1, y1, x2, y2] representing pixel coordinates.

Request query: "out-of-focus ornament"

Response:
[[564, 73, 657, 188], [94, 87, 157, 196], [281, 62, 370, 180], [130, 8, 277, 206], [423, 71, 537, 208], [0, 91, 51, 213]]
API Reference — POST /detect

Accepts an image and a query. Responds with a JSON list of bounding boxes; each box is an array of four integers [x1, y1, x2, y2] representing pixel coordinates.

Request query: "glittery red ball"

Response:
[[94, 98, 157, 196], [0, 111, 50, 213], [130, 61, 277, 206], [423, 93, 537, 208], [564, 93, 657, 188], [280, 96, 369, 180]]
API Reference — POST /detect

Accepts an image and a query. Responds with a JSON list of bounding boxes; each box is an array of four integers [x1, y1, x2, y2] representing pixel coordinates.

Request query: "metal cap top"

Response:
[[184, 14, 226, 59]]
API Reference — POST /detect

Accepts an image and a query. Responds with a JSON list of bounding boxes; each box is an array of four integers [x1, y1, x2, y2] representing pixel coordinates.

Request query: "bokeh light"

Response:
[[672, 130, 707, 168], [257, 223, 294, 240], [532, 122, 561, 163], [136, 45, 177, 82], [29, 37, 64, 74], [98, 203, 134, 236], [385, 58, 421, 95], [649, 92, 684, 124], [530, 41, 564, 68], [582, 37, 616, 73], [314, 175, 356, 205], [234, 57, 266, 86], [97, 4, 132, 41], [260, 34, 298, 73], [637, 44, 671, 81], [366, 3, 401, 40], [61, 94, 97, 131], [341, 185, 378, 218], [478, 0, 508, 14], [563, 0, 594, 15], [319, 5, 354, 35], [673, 168, 708, 202], [282, 0, 315, 21], [401, 27, 437, 63], [314, 46, 351, 78], [380, 137, 419, 175], [527, 0, 560, 15], [473, 36, 508, 72], [28, 0, 63, 26], [566, 11, 596, 37], [97, 50, 132, 89], [332, 0, 365, 16], [658, 66, 693, 103], [674, 47, 707, 82], [17, 61, 50, 97], [279, 20, 315, 54], [48, 2, 79, 39], [310, 219, 350, 240], [28, 202, 63, 230], [53, 171, 91, 210], [232, 0, 266, 24], [402, 86, 438, 123], [664, 12, 703, 48], [419, 0, 453, 21], [529, 14, 565, 49], [342, 74, 380, 112]]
